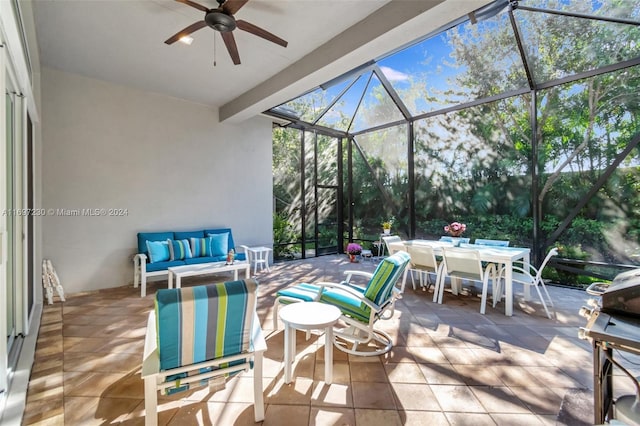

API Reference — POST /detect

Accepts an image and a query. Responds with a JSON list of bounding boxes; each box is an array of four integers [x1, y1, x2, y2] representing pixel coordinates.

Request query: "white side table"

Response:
[[279, 302, 341, 384], [375, 233, 394, 257], [360, 249, 373, 263], [244, 246, 272, 275]]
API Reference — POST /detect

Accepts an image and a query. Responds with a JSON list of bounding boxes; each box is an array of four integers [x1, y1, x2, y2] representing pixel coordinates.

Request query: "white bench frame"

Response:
[[133, 253, 169, 298], [134, 249, 251, 298]]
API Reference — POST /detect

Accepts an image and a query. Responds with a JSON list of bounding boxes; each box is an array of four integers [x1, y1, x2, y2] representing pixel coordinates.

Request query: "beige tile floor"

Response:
[[22, 255, 640, 425]]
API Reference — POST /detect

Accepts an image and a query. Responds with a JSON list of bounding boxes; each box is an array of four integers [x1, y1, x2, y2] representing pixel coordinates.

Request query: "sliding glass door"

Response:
[[5, 83, 15, 366], [0, 2, 36, 414], [1, 46, 28, 400]]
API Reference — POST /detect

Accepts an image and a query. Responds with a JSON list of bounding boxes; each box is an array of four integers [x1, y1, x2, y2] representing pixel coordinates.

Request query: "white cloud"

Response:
[[380, 66, 409, 82]]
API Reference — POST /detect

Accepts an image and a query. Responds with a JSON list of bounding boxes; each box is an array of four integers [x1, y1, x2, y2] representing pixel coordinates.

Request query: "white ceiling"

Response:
[[32, 0, 492, 122]]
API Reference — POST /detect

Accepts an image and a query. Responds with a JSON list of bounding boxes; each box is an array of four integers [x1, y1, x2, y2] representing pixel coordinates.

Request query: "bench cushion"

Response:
[[146, 260, 186, 272], [182, 253, 247, 265], [174, 230, 205, 240], [184, 256, 227, 265], [138, 232, 174, 256], [137, 228, 245, 269]]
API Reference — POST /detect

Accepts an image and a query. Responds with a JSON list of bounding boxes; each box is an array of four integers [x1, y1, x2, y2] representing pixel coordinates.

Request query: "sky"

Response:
[[273, 0, 638, 133]]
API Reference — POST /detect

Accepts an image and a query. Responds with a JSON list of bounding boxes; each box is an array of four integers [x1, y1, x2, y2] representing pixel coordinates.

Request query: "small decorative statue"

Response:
[[226, 249, 235, 265]]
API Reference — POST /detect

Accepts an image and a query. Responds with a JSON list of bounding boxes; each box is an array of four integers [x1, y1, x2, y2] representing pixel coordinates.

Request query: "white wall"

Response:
[[41, 67, 273, 294]]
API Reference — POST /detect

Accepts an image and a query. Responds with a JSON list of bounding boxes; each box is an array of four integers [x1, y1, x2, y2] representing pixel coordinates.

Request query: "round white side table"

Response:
[[279, 302, 341, 384]]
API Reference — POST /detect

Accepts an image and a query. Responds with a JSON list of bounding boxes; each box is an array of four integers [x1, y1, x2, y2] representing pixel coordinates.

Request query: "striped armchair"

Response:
[[273, 251, 411, 356], [141, 279, 266, 425]]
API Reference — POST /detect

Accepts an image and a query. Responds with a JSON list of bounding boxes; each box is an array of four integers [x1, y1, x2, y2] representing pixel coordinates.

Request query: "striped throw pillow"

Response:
[[190, 237, 213, 258], [168, 239, 193, 261]]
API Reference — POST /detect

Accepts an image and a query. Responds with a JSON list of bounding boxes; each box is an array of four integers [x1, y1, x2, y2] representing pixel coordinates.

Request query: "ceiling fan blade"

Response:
[[222, 0, 249, 15], [165, 20, 208, 44], [236, 20, 288, 48], [175, 0, 209, 13], [221, 32, 241, 65]]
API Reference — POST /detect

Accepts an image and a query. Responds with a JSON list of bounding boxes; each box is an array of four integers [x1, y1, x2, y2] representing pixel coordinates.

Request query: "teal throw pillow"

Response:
[[146, 240, 170, 263], [208, 232, 229, 257], [169, 239, 193, 261], [190, 237, 213, 257]]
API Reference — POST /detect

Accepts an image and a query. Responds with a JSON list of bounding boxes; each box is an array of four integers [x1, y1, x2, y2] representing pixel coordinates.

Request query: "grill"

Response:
[[579, 269, 640, 425]]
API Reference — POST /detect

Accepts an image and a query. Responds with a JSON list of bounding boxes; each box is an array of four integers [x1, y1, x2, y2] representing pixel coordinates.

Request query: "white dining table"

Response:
[[389, 239, 531, 316]]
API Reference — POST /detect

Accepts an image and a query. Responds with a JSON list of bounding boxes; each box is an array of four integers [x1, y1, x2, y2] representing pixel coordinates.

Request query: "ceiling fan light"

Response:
[[205, 11, 237, 32], [179, 36, 194, 45]]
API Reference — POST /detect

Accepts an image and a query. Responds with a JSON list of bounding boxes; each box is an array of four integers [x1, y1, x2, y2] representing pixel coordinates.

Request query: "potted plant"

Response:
[[346, 243, 362, 262], [382, 217, 394, 234]]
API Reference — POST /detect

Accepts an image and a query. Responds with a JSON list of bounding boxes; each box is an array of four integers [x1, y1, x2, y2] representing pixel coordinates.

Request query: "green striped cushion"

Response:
[[319, 286, 370, 322], [155, 279, 258, 392], [277, 282, 370, 322], [276, 282, 323, 302], [363, 251, 410, 305]]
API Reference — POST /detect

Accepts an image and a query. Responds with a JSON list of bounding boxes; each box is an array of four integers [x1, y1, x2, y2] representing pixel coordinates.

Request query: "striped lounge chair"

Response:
[[141, 279, 266, 426], [273, 251, 411, 356]]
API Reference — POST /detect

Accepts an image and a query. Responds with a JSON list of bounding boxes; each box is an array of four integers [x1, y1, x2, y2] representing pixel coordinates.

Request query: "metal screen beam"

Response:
[[516, 5, 640, 27]]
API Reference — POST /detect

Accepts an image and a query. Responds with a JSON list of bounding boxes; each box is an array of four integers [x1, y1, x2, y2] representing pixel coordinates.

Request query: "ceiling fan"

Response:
[[165, 0, 288, 65]]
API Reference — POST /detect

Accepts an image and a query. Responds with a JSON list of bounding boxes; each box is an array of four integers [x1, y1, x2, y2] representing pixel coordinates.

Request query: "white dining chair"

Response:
[[440, 236, 471, 244], [474, 239, 510, 247], [494, 247, 558, 319], [382, 235, 403, 256], [403, 243, 440, 292], [434, 247, 497, 314], [474, 239, 510, 270]]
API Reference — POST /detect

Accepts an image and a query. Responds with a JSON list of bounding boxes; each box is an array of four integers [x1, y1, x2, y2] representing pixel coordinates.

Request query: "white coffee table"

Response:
[[167, 261, 250, 289], [279, 302, 341, 384]]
